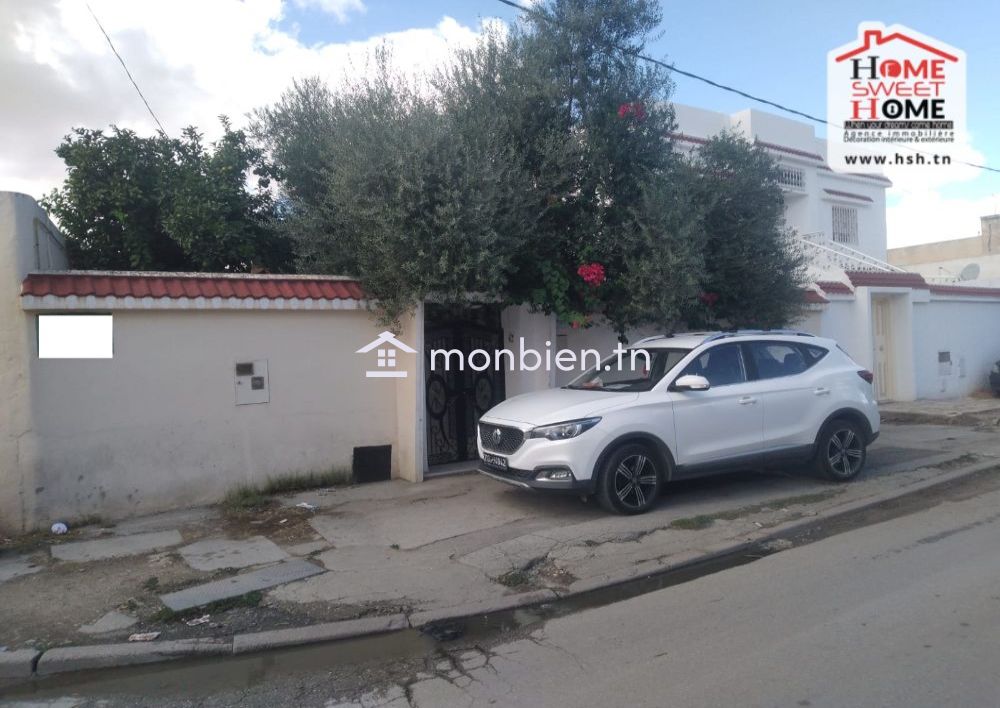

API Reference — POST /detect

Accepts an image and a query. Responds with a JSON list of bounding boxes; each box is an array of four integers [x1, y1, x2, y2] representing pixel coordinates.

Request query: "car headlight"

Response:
[[529, 417, 601, 441]]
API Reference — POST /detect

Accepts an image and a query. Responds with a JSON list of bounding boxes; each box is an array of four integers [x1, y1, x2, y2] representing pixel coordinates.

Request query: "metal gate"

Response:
[[424, 306, 505, 467]]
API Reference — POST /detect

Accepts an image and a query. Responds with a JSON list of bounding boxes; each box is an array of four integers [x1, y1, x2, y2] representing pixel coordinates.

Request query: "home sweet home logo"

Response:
[[826, 23, 966, 172]]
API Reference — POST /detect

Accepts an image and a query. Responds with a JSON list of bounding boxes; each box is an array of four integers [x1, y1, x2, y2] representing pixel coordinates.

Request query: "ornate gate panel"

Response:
[[424, 306, 505, 467]]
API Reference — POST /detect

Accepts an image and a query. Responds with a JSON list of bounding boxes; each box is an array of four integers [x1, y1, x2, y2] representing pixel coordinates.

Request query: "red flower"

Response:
[[698, 291, 720, 306], [577, 262, 606, 287], [617, 102, 646, 121]]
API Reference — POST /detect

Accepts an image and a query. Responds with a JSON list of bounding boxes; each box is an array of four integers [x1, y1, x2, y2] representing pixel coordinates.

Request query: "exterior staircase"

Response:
[[797, 232, 906, 275]]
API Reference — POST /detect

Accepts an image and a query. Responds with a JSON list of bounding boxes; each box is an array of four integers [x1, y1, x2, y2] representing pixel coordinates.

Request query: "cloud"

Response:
[[291, 0, 365, 24], [882, 131, 997, 247], [887, 189, 1000, 249], [0, 0, 494, 200]]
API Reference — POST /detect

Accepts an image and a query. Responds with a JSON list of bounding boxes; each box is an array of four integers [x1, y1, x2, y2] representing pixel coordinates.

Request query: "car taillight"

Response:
[[857, 370, 874, 384]]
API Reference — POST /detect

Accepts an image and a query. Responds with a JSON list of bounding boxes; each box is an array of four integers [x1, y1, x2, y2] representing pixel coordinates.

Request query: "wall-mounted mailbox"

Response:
[[235, 359, 269, 405]]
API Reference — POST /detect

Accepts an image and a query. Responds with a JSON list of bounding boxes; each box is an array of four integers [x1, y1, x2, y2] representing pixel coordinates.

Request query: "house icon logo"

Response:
[[356, 331, 417, 378]]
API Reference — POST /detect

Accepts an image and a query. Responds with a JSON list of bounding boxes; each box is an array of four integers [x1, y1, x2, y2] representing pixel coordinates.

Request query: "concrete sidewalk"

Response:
[[880, 396, 1000, 427], [2, 422, 999, 676]]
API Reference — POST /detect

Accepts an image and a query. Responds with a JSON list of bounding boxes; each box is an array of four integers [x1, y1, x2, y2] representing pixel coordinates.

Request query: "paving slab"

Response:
[[232, 613, 408, 654], [307, 478, 536, 550], [178, 535, 288, 571], [457, 533, 561, 577], [0, 648, 41, 678], [284, 539, 329, 556], [36, 638, 231, 675], [78, 610, 138, 635], [0, 555, 44, 585], [159, 559, 324, 611], [50, 530, 183, 562], [271, 546, 498, 611]]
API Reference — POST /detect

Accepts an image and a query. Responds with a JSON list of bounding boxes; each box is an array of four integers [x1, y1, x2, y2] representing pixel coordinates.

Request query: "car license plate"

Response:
[[482, 452, 508, 471]]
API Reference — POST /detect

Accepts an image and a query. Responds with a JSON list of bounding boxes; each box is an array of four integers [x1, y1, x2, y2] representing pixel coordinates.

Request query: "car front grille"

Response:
[[478, 422, 525, 455]]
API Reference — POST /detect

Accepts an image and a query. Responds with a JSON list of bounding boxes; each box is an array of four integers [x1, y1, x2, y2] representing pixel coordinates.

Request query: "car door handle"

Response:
[[738, 396, 757, 405], [814, 387, 831, 396]]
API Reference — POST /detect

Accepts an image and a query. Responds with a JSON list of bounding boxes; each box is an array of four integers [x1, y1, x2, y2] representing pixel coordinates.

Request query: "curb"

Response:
[[409, 589, 559, 628], [0, 649, 41, 679], [232, 614, 408, 654], [9, 458, 997, 680], [36, 638, 231, 675]]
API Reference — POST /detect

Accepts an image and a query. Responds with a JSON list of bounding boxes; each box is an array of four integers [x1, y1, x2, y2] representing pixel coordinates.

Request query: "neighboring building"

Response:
[[887, 214, 1000, 284], [3, 105, 1000, 531]]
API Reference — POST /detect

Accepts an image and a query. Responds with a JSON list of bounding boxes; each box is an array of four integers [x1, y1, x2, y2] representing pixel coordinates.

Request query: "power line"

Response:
[[494, 0, 1000, 175], [86, 3, 167, 135]]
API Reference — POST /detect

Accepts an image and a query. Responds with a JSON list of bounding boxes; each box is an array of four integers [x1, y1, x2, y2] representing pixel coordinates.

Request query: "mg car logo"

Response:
[[492, 428, 502, 445]]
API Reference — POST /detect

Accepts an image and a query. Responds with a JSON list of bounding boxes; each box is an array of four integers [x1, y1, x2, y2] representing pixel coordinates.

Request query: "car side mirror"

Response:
[[671, 374, 711, 392]]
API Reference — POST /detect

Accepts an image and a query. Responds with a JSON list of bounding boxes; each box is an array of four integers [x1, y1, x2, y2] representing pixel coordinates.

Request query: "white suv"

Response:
[[477, 331, 880, 514]]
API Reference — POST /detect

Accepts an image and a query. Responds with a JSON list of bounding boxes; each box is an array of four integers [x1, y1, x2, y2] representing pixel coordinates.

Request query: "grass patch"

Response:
[[669, 514, 716, 530], [142, 576, 160, 591], [221, 469, 352, 513], [929, 453, 979, 471], [260, 469, 352, 495], [669, 489, 844, 531], [151, 590, 263, 624], [496, 570, 530, 587], [222, 485, 271, 512]]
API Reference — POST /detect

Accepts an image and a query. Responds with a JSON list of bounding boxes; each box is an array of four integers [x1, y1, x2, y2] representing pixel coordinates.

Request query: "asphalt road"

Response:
[[5, 477, 1000, 707], [392, 481, 1000, 708]]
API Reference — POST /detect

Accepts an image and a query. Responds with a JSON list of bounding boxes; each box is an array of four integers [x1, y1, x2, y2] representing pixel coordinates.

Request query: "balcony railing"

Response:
[[776, 166, 806, 192], [797, 232, 905, 274]]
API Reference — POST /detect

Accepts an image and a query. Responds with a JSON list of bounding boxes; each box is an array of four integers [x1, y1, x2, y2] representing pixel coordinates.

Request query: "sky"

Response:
[[2, 0, 998, 249]]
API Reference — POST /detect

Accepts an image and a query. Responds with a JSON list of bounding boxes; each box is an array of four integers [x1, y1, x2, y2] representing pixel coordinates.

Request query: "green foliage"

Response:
[[42, 120, 292, 272], [254, 0, 808, 332], [685, 132, 809, 329]]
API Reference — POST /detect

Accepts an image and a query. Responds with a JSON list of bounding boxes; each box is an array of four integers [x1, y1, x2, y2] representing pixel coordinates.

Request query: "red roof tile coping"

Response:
[[803, 289, 829, 304], [845, 271, 929, 288], [823, 188, 874, 203], [817, 165, 893, 186], [21, 271, 365, 301], [816, 280, 854, 295], [753, 139, 824, 163], [928, 284, 1000, 298]]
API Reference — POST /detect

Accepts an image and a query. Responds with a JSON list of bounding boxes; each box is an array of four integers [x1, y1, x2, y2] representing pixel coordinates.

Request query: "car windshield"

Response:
[[566, 348, 690, 392]]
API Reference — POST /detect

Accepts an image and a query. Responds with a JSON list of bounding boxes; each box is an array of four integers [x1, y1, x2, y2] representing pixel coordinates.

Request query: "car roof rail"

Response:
[[702, 329, 816, 344], [631, 334, 671, 346]]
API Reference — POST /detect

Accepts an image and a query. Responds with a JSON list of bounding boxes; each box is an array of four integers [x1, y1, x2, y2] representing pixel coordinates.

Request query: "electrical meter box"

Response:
[[235, 359, 269, 405]]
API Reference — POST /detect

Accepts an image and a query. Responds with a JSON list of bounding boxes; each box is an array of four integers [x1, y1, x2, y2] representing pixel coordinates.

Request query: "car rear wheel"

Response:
[[596, 443, 663, 515], [815, 419, 867, 481]]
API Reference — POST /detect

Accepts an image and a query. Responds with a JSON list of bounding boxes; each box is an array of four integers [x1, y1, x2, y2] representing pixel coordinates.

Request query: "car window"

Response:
[[800, 344, 829, 366], [567, 348, 690, 392], [679, 343, 747, 387], [749, 342, 809, 380]]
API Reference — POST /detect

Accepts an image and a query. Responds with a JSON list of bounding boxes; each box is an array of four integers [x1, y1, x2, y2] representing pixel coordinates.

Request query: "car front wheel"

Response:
[[596, 443, 663, 515], [816, 419, 867, 481]]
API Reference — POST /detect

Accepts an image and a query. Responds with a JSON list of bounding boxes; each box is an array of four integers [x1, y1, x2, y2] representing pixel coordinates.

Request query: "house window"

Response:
[[832, 205, 859, 245], [37, 314, 113, 359]]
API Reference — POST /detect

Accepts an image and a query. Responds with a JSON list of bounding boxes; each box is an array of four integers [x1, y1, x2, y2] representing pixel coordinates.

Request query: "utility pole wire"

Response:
[[494, 0, 1000, 175], [85, 3, 167, 135]]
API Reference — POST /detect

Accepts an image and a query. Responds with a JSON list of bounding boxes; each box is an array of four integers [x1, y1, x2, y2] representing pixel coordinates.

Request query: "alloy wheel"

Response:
[[827, 428, 864, 477], [613, 454, 659, 510]]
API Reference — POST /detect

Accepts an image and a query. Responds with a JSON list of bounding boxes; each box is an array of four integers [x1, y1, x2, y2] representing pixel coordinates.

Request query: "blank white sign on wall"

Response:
[[38, 315, 114, 359]]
